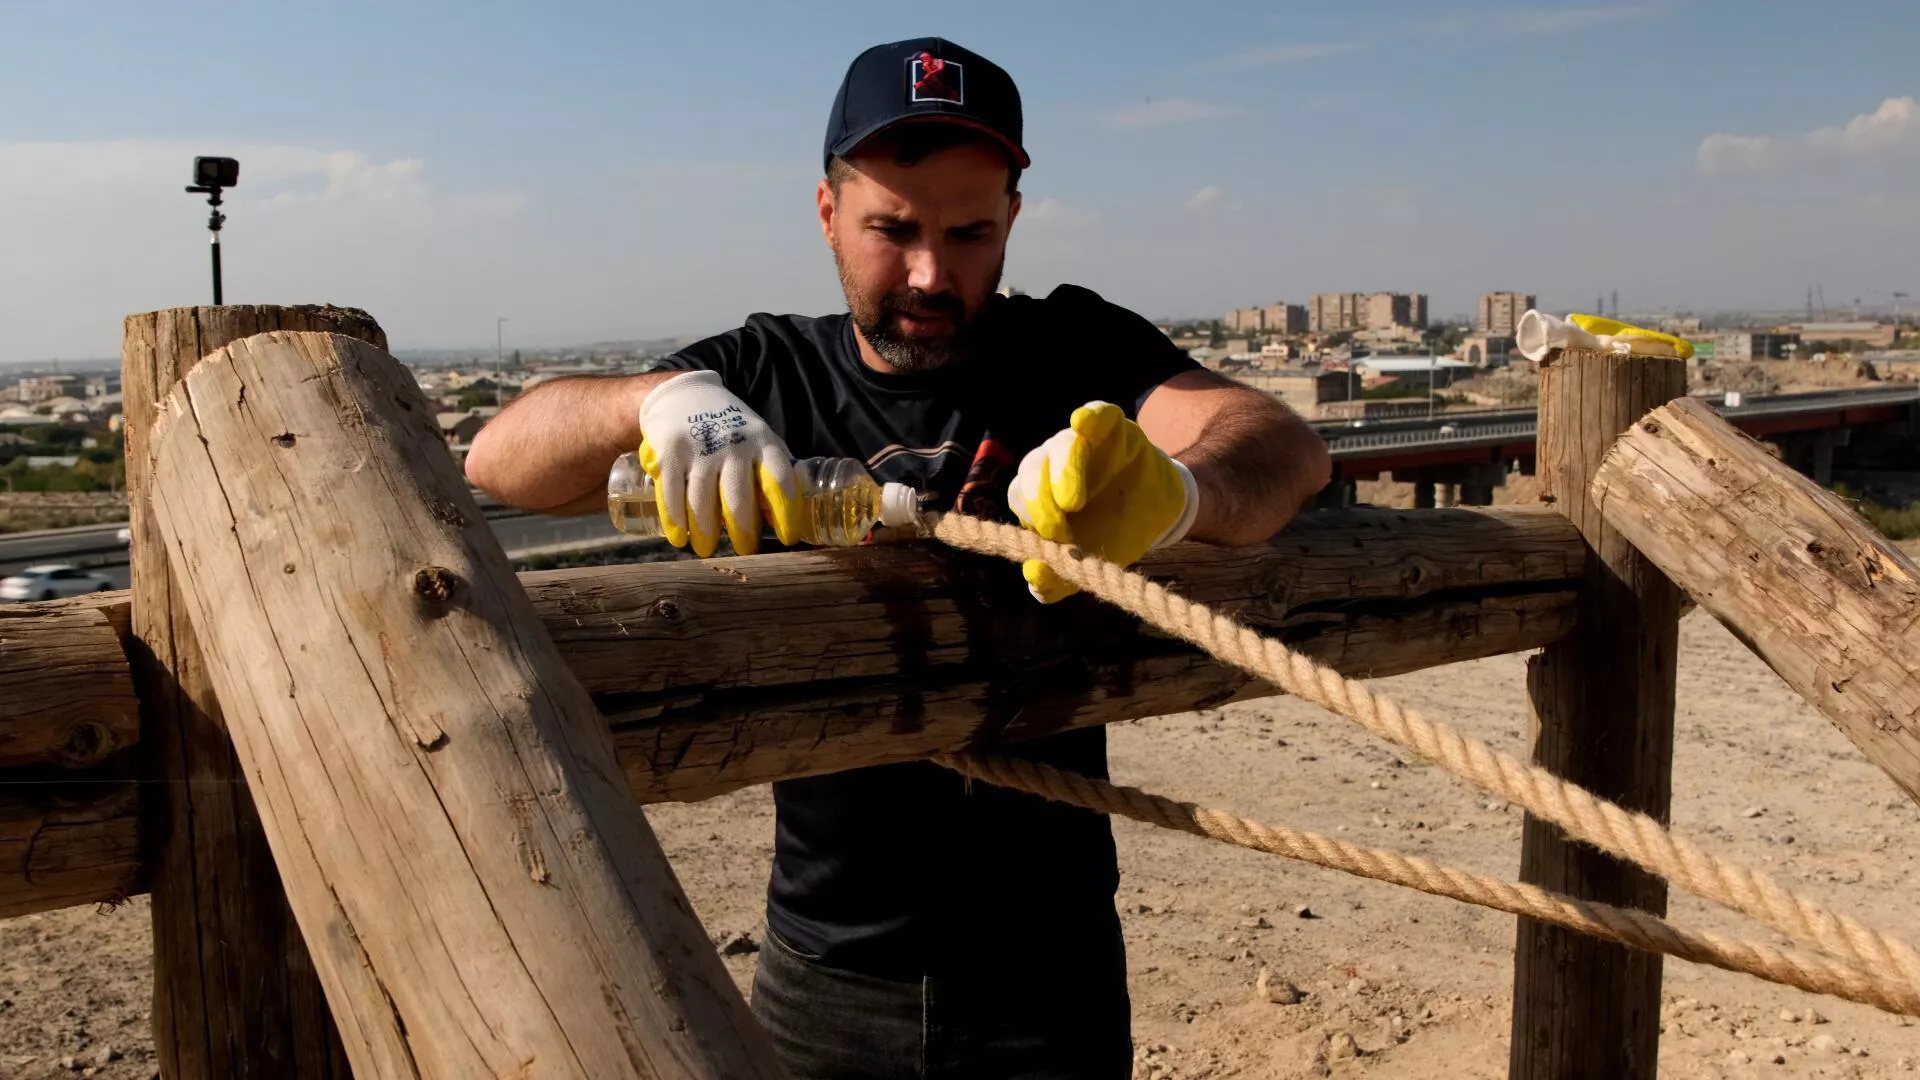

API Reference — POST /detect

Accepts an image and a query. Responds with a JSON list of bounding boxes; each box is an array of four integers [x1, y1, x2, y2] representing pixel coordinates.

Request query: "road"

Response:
[[0, 503, 631, 592]]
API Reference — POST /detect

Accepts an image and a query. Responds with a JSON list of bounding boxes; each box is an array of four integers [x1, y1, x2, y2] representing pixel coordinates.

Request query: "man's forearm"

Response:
[[1176, 396, 1331, 546], [464, 371, 677, 513]]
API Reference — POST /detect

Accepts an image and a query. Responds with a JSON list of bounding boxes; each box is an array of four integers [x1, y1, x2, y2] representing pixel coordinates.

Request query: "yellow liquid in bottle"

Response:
[[606, 452, 667, 535], [605, 452, 911, 547]]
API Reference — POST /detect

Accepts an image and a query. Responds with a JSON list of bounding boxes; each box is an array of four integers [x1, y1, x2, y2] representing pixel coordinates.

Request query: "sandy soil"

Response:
[[3, 613, 1917, 1079]]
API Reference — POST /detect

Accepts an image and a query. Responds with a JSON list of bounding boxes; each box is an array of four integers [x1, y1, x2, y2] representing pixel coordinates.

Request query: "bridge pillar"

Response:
[[1312, 477, 1357, 510], [1811, 431, 1835, 486], [1413, 480, 1436, 509], [1461, 483, 1496, 506]]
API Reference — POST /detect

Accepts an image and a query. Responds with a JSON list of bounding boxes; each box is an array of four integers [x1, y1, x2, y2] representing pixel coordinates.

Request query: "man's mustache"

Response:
[[883, 290, 966, 319]]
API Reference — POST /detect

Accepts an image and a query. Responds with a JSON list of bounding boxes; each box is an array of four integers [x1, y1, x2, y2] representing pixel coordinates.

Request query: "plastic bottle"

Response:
[[606, 452, 924, 546]]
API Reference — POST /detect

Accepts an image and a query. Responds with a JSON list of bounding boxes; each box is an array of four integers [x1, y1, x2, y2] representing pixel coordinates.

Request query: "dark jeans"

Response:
[[749, 926, 1133, 1080]]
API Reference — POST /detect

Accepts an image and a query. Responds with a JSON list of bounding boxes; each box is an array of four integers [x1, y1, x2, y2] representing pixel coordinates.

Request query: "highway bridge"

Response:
[[1308, 384, 1919, 505], [2, 385, 1912, 588]]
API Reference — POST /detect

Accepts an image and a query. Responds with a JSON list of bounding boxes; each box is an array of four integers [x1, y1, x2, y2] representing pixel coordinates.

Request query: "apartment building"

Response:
[[1309, 292, 1429, 333], [1476, 292, 1536, 336]]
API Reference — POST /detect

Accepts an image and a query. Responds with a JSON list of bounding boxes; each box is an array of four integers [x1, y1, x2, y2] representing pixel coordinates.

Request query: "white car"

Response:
[[0, 564, 116, 602]]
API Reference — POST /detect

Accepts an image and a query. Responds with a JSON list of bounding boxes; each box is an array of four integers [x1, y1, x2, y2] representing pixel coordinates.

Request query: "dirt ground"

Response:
[[3, 612, 1918, 1079]]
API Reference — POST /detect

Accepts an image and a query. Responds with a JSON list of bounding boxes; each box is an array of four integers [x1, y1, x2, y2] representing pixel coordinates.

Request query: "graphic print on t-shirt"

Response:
[[955, 437, 1015, 521]]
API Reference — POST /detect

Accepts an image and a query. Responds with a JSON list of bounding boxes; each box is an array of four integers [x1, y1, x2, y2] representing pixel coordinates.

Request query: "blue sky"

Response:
[[3, 1, 1916, 361]]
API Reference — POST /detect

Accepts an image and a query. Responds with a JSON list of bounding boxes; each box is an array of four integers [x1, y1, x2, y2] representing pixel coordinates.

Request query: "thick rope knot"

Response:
[[923, 511, 1920, 1017]]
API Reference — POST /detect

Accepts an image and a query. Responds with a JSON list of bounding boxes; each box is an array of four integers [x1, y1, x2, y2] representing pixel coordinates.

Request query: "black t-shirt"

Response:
[[658, 284, 1198, 977]]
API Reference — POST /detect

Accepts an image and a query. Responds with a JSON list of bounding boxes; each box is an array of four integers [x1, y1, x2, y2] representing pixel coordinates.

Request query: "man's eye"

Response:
[[874, 224, 914, 240], [951, 228, 990, 243]]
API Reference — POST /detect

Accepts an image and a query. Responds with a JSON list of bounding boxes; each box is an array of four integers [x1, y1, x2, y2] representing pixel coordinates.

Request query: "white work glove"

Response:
[[637, 370, 801, 557]]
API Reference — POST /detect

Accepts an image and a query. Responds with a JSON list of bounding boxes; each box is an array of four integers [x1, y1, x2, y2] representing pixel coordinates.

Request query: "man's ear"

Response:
[[816, 178, 835, 244], [1007, 190, 1022, 233]]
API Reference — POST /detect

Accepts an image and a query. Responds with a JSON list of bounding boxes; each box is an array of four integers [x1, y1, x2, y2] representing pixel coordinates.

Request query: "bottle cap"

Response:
[[879, 483, 924, 529]]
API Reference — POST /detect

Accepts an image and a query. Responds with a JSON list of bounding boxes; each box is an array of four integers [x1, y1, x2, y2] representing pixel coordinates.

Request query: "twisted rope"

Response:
[[936, 752, 1920, 1016], [926, 512, 1920, 1011]]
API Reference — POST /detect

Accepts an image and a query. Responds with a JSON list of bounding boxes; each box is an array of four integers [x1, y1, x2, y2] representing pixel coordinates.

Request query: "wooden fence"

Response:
[[0, 305, 1911, 1078]]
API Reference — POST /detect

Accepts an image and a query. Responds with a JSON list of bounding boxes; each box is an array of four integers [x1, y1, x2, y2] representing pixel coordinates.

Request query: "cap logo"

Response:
[[909, 52, 963, 105]]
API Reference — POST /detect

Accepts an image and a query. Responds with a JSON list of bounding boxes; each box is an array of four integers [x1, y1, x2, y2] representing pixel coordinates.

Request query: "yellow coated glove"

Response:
[[636, 370, 802, 557], [1009, 401, 1200, 604], [1567, 314, 1696, 360]]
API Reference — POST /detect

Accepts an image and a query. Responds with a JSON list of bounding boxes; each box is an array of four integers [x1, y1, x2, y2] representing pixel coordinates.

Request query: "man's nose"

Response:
[[904, 244, 951, 295]]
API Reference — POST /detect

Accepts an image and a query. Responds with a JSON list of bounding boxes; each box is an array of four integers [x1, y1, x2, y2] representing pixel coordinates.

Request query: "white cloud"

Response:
[[0, 138, 526, 361], [1209, 42, 1362, 71], [1103, 100, 1245, 130], [1023, 197, 1100, 228], [1698, 96, 1920, 173], [1186, 186, 1223, 210]]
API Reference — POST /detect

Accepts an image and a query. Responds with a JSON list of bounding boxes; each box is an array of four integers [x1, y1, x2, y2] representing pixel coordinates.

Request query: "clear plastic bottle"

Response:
[[606, 452, 924, 546]]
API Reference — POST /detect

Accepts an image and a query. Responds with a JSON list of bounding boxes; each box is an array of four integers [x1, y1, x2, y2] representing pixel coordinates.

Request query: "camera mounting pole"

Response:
[[185, 156, 239, 305]]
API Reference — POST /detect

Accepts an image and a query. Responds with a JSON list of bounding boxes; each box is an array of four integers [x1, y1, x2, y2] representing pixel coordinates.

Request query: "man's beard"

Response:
[[835, 246, 1003, 373]]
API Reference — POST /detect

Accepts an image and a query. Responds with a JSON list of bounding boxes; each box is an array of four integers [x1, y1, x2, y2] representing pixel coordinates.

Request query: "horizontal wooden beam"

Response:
[[0, 504, 1582, 919]]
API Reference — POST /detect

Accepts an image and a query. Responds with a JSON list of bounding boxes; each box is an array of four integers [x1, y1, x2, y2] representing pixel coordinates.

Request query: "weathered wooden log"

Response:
[[144, 332, 787, 1068], [1593, 395, 1920, 803], [548, 506, 1584, 802], [0, 603, 142, 919], [1510, 348, 1686, 1080], [126, 305, 386, 1079], [0, 760, 140, 917], [0, 605, 137, 770], [0, 505, 1584, 920], [147, 330, 783, 1078]]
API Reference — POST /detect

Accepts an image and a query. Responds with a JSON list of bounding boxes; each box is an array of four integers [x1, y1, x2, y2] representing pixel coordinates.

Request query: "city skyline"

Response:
[[2, 0, 1917, 363]]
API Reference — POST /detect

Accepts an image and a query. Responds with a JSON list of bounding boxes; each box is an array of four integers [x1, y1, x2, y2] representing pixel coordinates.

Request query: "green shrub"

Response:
[[1833, 484, 1920, 540]]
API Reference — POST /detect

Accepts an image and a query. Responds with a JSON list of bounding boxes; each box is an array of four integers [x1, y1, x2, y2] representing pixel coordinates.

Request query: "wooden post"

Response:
[[145, 329, 784, 1078], [1509, 348, 1686, 1080], [1593, 396, 1920, 803], [124, 306, 386, 1079]]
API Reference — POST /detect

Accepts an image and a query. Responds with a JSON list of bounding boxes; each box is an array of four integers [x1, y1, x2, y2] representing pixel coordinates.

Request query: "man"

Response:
[[466, 36, 1331, 1080]]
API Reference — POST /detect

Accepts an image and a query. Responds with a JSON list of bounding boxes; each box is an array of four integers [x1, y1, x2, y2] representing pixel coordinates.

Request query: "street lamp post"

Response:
[[495, 317, 509, 408]]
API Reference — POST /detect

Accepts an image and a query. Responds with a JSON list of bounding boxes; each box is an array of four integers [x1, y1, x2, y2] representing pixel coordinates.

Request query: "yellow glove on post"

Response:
[[1010, 401, 1200, 604], [1566, 313, 1696, 360]]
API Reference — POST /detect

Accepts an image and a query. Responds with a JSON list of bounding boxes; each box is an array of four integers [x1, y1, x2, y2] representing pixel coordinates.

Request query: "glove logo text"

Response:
[[686, 406, 749, 456]]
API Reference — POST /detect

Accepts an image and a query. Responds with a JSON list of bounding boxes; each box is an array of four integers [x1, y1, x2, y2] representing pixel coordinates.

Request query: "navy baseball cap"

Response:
[[824, 37, 1029, 174]]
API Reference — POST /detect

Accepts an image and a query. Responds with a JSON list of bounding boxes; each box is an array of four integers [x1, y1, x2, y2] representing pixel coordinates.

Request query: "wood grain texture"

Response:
[[0, 605, 137, 770], [1593, 395, 1920, 803], [125, 306, 386, 1080], [547, 507, 1584, 802], [1510, 348, 1687, 1080], [0, 604, 143, 920], [147, 330, 783, 1079], [0, 506, 1584, 920]]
